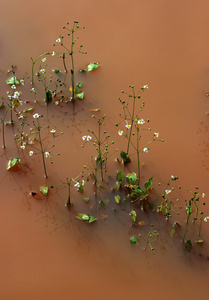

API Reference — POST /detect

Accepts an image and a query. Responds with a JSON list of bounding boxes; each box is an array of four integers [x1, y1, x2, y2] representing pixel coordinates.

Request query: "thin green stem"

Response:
[[37, 119, 48, 178], [126, 92, 136, 154], [136, 127, 140, 186]]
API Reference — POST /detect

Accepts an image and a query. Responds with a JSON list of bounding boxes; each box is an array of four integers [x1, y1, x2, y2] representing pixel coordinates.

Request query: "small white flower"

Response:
[[138, 119, 145, 125], [29, 151, 33, 156], [202, 193, 205, 198], [51, 51, 55, 56], [118, 130, 123, 136], [40, 69, 45, 74], [125, 124, 131, 129], [45, 152, 50, 158], [56, 38, 61, 43], [41, 57, 46, 62], [204, 216, 209, 222], [82, 135, 86, 140], [154, 132, 159, 138], [82, 180, 85, 185], [11, 84, 16, 90], [50, 129, 56, 133], [13, 91, 20, 99], [20, 79, 24, 85], [33, 113, 40, 119], [165, 190, 172, 195], [86, 135, 92, 141], [171, 175, 174, 179], [143, 84, 149, 89], [74, 181, 80, 187], [20, 145, 25, 150], [18, 115, 24, 119], [143, 147, 148, 153]]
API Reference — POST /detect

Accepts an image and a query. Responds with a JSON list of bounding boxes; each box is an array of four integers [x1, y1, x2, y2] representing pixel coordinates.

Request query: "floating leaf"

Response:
[[7, 158, 21, 170], [22, 107, 34, 117], [12, 99, 20, 108], [6, 76, 19, 85], [130, 210, 137, 222], [117, 170, 125, 182], [195, 240, 204, 244], [84, 197, 89, 202], [40, 185, 48, 195], [45, 90, 52, 104], [76, 213, 89, 221], [88, 216, 97, 223], [89, 108, 100, 112], [115, 195, 120, 204], [86, 62, 99, 72], [144, 176, 153, 191], [75, 81, 82, 93], [76, 92, 84, 100], [120, 151, 131, 164], [126, 173, 137, 185], [130, 236, 137, 244], [54, 69, 61, 74]]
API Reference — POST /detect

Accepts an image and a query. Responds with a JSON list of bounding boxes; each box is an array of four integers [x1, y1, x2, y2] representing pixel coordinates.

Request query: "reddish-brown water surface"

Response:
[[1, 1, 209, 299]]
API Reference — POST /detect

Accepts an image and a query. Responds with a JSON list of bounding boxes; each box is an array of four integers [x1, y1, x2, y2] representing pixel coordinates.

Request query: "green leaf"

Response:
[[76, 92, 84, 99], [130, 210, 137, 222], [88, 216, 97, 223], [40, 185, 48, 195], [78, 185, 84, 193], [195, 240, 204, 244], [54, 69, 61, 74], [115, 195, 120, 204], [7, 158, 21, 170], [144, 176, 153, 191], [76, 213, 89, 221], [6, 76, 19, 85], [117, 170, 125, 182], [75, 81, 82, 93], [126, 173, 137, 185], [134, 186, 145, 194], [84, 197, 89, 202], [115, 181, 121, 191], [185, 240, 192, 250], [86, 62, 99, 72], [130, 236, 137, 244], [22, 107, 34, 117], [96, 154, 102, 166], [45, 90, 52, 104], [120, 151, 131, 164]]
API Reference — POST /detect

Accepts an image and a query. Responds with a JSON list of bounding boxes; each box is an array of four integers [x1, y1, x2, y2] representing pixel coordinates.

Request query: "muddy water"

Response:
[[1, 0, 209, 299]]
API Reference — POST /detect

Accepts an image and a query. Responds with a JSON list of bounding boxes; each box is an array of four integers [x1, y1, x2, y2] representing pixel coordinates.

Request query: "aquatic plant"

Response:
[[116, 85, 163, 185], [82, 114, 116, 196], [54, 20, 87, 103], [26, 114, 63, 177]]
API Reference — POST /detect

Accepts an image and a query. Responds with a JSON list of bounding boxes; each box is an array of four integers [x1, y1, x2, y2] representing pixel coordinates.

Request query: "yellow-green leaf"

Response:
[[40, 185, 48, 195]]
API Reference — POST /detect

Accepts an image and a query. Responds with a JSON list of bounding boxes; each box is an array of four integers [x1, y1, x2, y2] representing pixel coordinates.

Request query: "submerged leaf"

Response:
[[84, 197, 89, 202], [40, 185, 48, 195], [115, 195, 120, 204], [138, 220, 146, 226], [7, 158, 21, 170], [195, 240, 204, 244], [6, 76, 20, 85], [86, 62, 100, 72], [117, 170, 125, 182]]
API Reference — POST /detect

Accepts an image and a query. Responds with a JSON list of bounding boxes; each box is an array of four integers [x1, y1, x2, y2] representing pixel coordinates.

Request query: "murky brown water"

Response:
[[1, 0, 209, 299]]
